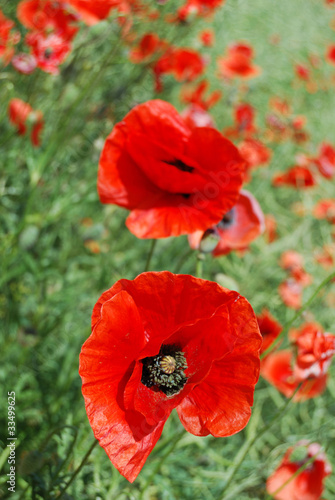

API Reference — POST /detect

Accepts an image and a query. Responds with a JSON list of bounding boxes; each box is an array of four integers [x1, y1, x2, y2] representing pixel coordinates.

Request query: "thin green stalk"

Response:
[[261, 270, 335, 360], [144, 239, 157, 272], [174, 248, 194, 274], [219, 386, 301, 499], [57, 439, 98, 499], [196, 252, 205, 278]]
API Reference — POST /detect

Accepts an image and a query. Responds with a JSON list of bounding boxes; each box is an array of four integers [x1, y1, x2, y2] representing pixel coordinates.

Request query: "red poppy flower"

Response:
[[278, 279, 303, 310], [0, 9, 20, 65], [180, 80, 222, 111], [289, 322, 335, 380], [235, 103, 256, 134], [79, 272, 262, 482], [188, 190, 265, 256], [257, 309, 282, 356], [129, 33, 165, 63], [260, 349, 328, 401], [25, 31, 71, 74], [266, 442, 331, 500], [315, 244, 335, 270], [280, 250, 304, 272], [313, 143, 335, 179], [153, 48, 205, 92], [67, 0, 132, 25], [326, 44, 335, 65], [98, 100, 245, 239], [17, 0, 78, 41], [177, 0, 224, 21], [239, 138, 272, 174], [8, 98, 44, 146], [273, 166, 317, 188], [218, 42, 261, 79], [199, 29, 214, 47], [295, 63, 310, 81]]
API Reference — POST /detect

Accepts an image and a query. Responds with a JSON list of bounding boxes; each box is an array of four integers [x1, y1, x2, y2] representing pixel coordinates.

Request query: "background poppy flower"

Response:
[[188, 190, 265, 256], [67, 0, 131, 26], [79, 272, 262, 482], [273, 166, 317, 188], [98, 100, 245, 238], [313, 143, 335, 179], [313, 199, 335, 224], [8, 98, 44, 146], [257, 309, 282, 355], [266, 442, 331, 500], [218, 42, 261, 79], [261, 349, 329, 401], [0, 8, 20, 65]]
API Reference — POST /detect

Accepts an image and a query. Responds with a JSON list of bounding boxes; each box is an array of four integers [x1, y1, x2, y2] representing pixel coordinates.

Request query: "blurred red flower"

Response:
[[129, 33, 165, 63], [257, 309, 282, 356], [278, 279, 303, 310], [295, 63, 310, 81], [177, 0, 224, 21], [266, 442, 331, 500], [326, 44, 335, 65], [180, 80, 222, 110], [153, 47, 205, 92], [239, 138, 272, 177], [273, 166, 317, 188], [218, 42, 261, 79], [25, 31, 71, 74], [313, 142, 335, 179], [188, 190, 265, 256], [289, 322, 335, 380], [199, 29, 215, 47], [17, 0, 78, 41], [280, 250, 304, 272], [79, 272, 262, 482], [98, 100, 245, 238], [67, 0, 134, 25], [181, 104, 215, 130], [313, 199, 335, 224], [11, 53, 37, 74], [264, 214, 277, 243], [260, 349, 328, 401], [8, 98, 44, 146], [0, 9, 20, 64], [224, 103, 257, 140]]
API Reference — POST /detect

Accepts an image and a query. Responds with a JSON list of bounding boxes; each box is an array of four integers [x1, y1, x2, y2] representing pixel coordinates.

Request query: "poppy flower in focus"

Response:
[[273, 166, 317, 188], [313, 199, 335, 224], [313, 142, 335, 179], [79, 271, 262, 482], [289, 322, 335, 380], [98, 100, 245, 239], [188, 190, 265, 256], [266, 442, 331, 500], [8, 98, 44, 146], [257, 309, 282, 356], [0, 9, 20, 64], [17, 0, 78, 41], [218, 43, 261, 79], [260, 349, 328, 401], [25, 31, 72, 74]]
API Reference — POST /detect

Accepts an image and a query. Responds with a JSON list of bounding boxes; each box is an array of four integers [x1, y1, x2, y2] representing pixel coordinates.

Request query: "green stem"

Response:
[[144, 239, 157, 272], [219, 386, 301, 499], [196, 252, 205, 278], [57, 439, 98, 499], [174, 248, 194, 274], [261, 271, 335, 360]]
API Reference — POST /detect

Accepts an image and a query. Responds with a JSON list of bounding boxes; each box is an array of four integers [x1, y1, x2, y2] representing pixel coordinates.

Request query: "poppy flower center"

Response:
[[141, 345, 188, 397], [163, 158, 194, 173]]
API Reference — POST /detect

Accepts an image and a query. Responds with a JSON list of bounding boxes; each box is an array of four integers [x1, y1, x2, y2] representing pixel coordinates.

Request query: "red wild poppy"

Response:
[[98, 100, 245, 239], [260, 349, 328, 401], [177, 0, 224, 21], [0, 9, 20, 65], [218, 42, 261, 79], [11, 53, 37, 74], [199, 29, 215, 47], [257, 309, 282, 356], [273, 166, 317, 188], [153, 48, 205, 92], [67, 0, 133, 25], [313, 199, 335, 224], [266, 442, 331, 500], [180, 80, 222, 111], [326, 44, 335, 65], [280, 250, 304, 272], [295, 63, 310, 81], [238, 138, 272, 178], [289, 322, 335, 380], [129, 33, 165, 63], [278, 279, 303, 310], [17, 0, 78, 41], [188, 190, 265, 256], [313, 142, 335, 179], [79, 272, 262, 482], [8, 98, 44, 146], [25, 31, 72, 74]]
